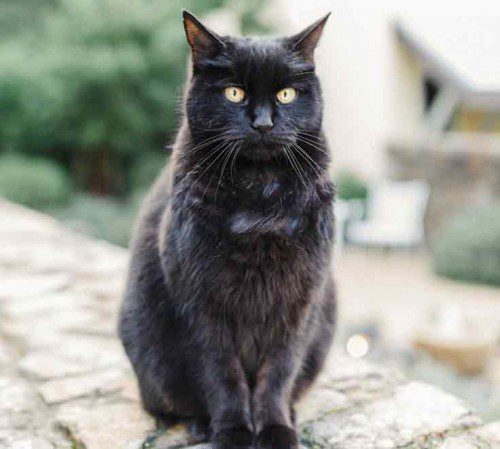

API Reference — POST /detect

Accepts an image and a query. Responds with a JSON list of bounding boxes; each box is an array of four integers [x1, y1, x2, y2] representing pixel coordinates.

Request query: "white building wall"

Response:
[[268, 0, 500, 180], [266, 0, 423, 180]]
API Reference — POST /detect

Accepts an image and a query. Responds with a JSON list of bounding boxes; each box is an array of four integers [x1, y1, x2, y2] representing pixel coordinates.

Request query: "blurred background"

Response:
[[1, 0, 499, 422]]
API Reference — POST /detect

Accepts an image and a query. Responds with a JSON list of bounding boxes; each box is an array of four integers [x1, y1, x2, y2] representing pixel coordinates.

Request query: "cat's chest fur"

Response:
[[186, 169, 317, 244], [172, 169, 329, 316]]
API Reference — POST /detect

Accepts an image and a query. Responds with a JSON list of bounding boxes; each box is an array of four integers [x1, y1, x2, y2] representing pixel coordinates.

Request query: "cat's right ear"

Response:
[[288, 13, 331, 62], [182, 10, 225, 65]]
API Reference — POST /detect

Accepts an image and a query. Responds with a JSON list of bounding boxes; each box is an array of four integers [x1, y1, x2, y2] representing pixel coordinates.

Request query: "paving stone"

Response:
[[39, 368, 126, 404], [50, 335, 127, 370], [303, 382, 482, 449], [0, 339, 16, 366], [152, 425, 194, 449], [6, 309, 97, 335], [10, 437, 55, 449], [19, 352, 90, 380], [0, 273, 71, 302], [314, 354, 404, 408], [2, 292, 92, 317], [55, 401, 154, 449], [438, 436, 479, 449], [0, 377, 39, 414], [4, 314, 121, 354], [75, 278, 125, 301], [473, 420, 500, 445], [297, 387, 349, 424], [1, 200, 498, 449], [0, 432, 56, 449], [75, 255, 127, 279], [1, 324, 63, 350], [64, 314, 118, 338], [0, 240, 80, 275], [120, 378, 142, 402], [0, 377, 41, 430], [406, 430, 493, 449], [180, 445, 210, 449]]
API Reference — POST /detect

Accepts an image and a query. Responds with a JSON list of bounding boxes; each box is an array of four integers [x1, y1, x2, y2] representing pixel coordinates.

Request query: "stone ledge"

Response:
[[0, 199, 498, 449]]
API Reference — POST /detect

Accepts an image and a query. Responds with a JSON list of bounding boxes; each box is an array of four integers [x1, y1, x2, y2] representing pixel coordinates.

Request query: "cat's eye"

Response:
[[224, 86, 246, 103], [276, 87, 297, 104]]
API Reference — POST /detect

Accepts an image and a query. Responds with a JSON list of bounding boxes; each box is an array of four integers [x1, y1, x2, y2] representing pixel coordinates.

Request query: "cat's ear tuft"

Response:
[[182, 10, 225, 64], [289, 13, 331, 62]]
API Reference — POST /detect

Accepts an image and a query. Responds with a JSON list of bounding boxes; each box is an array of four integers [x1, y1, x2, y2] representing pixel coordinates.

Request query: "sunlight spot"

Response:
[[346, 334, 369, 359]]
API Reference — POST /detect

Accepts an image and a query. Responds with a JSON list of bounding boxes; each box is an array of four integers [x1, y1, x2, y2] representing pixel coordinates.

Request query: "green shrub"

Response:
[[0, 154, 69, 209], [433, 204, 500, 286], [130, 152, 168, 190], [0, 0, 266, 195], [55, 193, 145, 247], [335, 170, 368, 201]]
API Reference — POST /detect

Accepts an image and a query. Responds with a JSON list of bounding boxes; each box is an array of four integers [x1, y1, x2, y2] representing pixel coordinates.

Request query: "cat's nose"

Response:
[[253, 122, 273, 133], [251, 106, 273, 133]]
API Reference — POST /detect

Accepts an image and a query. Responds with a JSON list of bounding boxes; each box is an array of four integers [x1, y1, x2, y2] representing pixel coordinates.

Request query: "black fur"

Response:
[[119, 11, 336, 449]]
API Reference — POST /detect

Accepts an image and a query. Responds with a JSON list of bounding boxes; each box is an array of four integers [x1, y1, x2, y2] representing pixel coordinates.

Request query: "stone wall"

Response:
[[0, 199, 499, 448], [387, 144, 500, 236]]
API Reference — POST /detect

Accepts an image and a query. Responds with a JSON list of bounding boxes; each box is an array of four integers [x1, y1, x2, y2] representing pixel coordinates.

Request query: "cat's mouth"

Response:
[[241, 143, 289, 161], [241, 146, 280, 161], [239, 134, 295, 161]]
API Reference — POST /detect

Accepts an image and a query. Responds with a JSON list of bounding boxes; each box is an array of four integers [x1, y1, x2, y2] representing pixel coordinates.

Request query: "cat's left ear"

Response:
[[182, 10, 225, 64], [288, 13, 331, 62]]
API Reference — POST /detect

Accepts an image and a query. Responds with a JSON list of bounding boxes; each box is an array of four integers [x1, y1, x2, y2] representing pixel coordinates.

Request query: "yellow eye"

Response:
[[224, 86, 246, 103], [276, 87, 297, 104]]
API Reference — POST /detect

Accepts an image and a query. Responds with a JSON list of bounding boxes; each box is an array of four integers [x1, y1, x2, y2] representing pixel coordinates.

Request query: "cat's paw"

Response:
[[212, 427, 254, 449], [256, 425, 298, 449]]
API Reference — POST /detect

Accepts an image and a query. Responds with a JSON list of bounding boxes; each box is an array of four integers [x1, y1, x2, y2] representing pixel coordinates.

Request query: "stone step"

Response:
[[0, 199, 498, 449]]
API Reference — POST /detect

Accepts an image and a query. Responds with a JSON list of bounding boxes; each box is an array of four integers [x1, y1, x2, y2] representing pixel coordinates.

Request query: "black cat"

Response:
[[119, 10, 336, 449]]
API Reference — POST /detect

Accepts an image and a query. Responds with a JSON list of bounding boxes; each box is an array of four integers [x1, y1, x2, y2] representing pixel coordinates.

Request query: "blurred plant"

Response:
[[55, 192, 147, 247], [335, 170, 368, 201], [0, 0, 55, 37], [129, 153, 169, 191], [433, 203, 500, 286], [0, 154, 69, 209], [0, 0, 226, 195]]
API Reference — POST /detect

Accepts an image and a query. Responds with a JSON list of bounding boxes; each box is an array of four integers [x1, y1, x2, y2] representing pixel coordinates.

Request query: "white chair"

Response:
[[346, 180, 430, 249]]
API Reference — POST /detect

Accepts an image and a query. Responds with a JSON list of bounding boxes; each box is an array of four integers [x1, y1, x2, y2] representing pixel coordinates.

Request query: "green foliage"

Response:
[[433, 204, 500, 286], [130, 152, 169, 191], [55, 192, 146, 247], [335, 171, 368, 201], [0, 0, 227, 193], [0, 0, 55, 37], [0, 154, 69, 209]]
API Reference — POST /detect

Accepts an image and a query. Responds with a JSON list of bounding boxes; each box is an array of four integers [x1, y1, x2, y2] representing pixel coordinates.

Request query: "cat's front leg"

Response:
[[200, 348, 254, 449], [252, 347, 301, 449]]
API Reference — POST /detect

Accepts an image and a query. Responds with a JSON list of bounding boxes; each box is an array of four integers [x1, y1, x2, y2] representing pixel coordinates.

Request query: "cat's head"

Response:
[[182, 10, 329, 161]]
